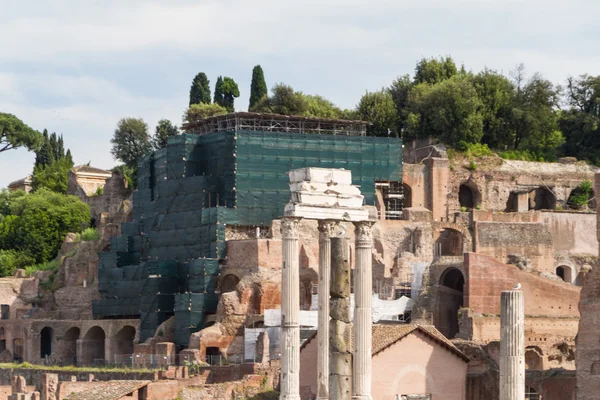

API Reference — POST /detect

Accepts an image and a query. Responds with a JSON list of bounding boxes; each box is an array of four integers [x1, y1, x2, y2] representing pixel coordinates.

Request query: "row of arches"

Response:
[[39, 325, 135, 366]]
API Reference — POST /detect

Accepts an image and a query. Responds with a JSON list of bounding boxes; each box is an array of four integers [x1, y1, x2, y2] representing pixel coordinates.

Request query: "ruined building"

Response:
[[93, 112, 403, 346], [0, 113, 597, 400]]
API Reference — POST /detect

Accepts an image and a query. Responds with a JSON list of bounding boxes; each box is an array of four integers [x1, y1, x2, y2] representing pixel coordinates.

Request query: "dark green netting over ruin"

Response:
[[93, 128, 402, 346]]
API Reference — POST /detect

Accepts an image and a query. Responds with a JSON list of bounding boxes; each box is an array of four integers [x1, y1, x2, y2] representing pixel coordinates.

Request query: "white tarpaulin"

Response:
[[372, 295, 414, 322], [264, 309, 319, 327], [244, 328, 265, 361]]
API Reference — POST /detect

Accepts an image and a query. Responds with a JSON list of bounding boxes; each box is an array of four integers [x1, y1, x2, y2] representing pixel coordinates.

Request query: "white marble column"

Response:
[[353, 221, 374, 400], [500, 290, 525, 400], [280, 217, 301, 400], [317, 220, 340, 400]]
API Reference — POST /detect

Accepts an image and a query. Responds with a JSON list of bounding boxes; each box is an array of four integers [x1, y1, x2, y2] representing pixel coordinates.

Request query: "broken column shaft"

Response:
[[329, 236, 352, 400], [500, 290, 525, 400], [280, 217, 301, 400], [353, 221, 374, 400], [317, 220, 340, 400]]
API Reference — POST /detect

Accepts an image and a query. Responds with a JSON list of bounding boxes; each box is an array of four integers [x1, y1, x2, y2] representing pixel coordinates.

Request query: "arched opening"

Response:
[[459, 184, 475, 209], [435, 229, 464, 257], [58, 327, 80, 365], [436, 268, 464, 339], [220, 274, 240, 293], [529, 187, 556, 210], [556, 266, 573, 284], [206, 346, 221, 365], [81, 326, 105, 365], [40, 327, 53, 359], [13, 339, 24, 362], [567, 184, 595, 210], [402, 183, 412, 208], [113, 326, 136, 356], [526, 386, 540, 400], [525, 346, 543, 370]]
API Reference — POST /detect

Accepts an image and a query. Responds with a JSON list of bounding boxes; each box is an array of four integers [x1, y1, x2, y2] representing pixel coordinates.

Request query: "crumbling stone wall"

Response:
[[575, 174, 600, 400]]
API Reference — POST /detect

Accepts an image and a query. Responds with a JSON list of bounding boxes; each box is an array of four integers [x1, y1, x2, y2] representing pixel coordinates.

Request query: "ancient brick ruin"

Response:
[[0, 113, 598, 399]]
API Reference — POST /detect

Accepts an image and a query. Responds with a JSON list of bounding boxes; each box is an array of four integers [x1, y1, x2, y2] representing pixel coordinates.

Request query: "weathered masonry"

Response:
[[93, 113, 403, 346]]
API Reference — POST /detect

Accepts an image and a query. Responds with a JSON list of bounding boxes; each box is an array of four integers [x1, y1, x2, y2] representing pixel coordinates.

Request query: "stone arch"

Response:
[[40, 326, 53, 359], [81, 326, 105, 365], [556, 265, 574, 284], [220, 274, 240, 293], [458, 180, 481, 209], [567, 185, 595, 210], [402, 183, 413, 208], [57, 327, 80, 365], [529, 187, 556, 210], [113, 326, 136, 356], [525, 346, 543, 370], [435, 228, 464, 257], [436, 268, 464, 339]]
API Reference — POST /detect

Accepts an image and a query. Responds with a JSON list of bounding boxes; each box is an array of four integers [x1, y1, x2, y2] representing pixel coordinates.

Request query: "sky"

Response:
[[1, 0, 600, 189]]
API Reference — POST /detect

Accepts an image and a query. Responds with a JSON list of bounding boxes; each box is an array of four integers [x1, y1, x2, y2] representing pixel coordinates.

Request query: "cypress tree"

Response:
[[189, 72, 211, 106], [57, 135, 65, 159], [49, 133, 59, 160], [214, 76, 224, 107], [249, 65, 267, 110], [65, 149, 73, 165]]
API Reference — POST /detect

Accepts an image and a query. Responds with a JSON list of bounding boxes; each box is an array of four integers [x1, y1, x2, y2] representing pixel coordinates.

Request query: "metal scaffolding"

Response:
[[182, 112, 368, 136]]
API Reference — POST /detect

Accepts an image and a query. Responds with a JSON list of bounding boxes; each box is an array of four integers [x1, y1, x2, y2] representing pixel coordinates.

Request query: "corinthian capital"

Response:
[[280, 217, 301, 239], [354, 220, 374, 243], [317, 220, 342, 241]]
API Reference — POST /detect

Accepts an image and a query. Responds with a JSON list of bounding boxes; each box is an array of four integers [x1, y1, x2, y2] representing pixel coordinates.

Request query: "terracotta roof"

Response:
[[372, 323, 469, 361], [72, 165, 112, 175], [300, 323, 468, 362], [64, 380, 151, 400]]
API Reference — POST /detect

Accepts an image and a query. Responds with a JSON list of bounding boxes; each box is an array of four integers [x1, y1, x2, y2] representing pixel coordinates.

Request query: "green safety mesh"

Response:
[[93, 129, 402, 346]]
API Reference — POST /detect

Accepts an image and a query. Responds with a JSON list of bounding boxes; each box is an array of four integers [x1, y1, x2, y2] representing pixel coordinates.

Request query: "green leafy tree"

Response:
[[405, 75, 484, 145], [414, 56, 458, 85], [251, 84, 307, 115], [357, 89, 399, 137], [183, 103, 228, 124], [249, 65, 268, 109], [510, 65, 561, 157], [0, 113, 43, 154], [388, 74, 413, 135], [559, 74, 600, 163], [214, 76, 224, 106], [472, 69, 516, 148], [152, 119, 179, 150], [221, 77, 240, 112], [189, 72, 211, 106], [251, 84, 348, 119], [31, 157, 74, 194], [0, 188, 89, 264], [0, 249, 35, 276], [110, 117, 153, 169]]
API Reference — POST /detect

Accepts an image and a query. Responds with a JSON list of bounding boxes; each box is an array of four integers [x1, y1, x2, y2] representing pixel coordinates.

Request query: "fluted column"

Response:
[[500, 290, 525, 400], [280, 217, 301, 400], [353, 221, 374, 400], [317, 220, 340, 400]]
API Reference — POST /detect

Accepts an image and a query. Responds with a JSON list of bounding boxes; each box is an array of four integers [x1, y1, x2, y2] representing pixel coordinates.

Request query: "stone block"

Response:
[[289, 168, 352, 186], [329, 298, 351, 323], [11, 376, 26, 394], [329, 320, 352, 353], [40, 373, 58, 400]]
